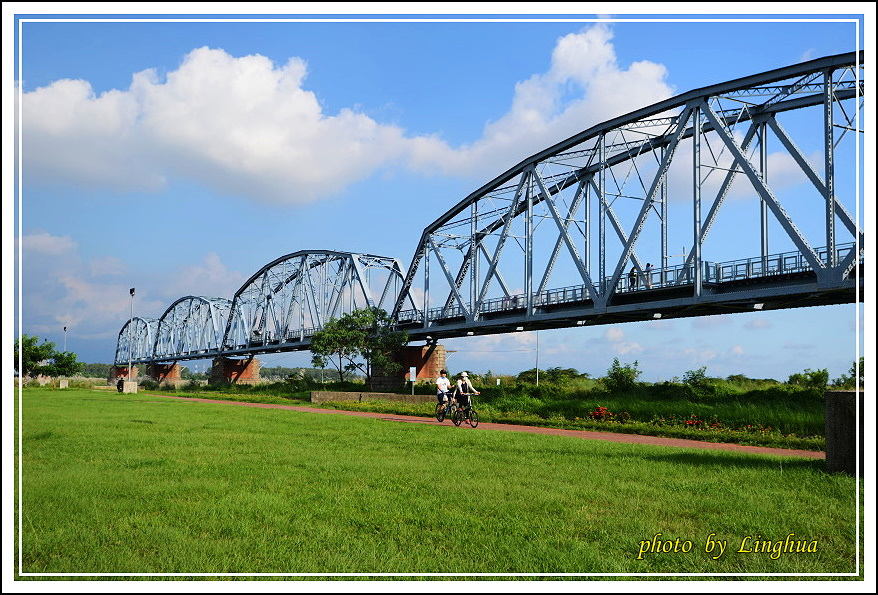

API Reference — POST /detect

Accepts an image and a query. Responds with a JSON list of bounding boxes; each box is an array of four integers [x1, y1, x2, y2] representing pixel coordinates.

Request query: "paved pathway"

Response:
[[148, 394, 825, 460]]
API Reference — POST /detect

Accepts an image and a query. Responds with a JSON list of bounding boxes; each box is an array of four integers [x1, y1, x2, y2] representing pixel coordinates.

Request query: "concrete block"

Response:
[[824, 390, 864, 476]]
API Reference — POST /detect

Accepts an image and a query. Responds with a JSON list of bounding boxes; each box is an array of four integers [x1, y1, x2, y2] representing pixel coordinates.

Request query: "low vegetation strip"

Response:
[[118, 358, 834, 453], [139, 386, 825, 452], [16, 389, 859, 577], [145, 394, 825, 459]]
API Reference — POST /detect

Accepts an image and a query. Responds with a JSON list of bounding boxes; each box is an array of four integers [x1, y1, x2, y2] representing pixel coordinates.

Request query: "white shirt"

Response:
[[436, 376, 451, 393]]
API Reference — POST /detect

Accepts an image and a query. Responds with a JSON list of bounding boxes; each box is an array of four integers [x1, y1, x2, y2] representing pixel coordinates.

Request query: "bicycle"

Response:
[[451, 393, 479, 428], [434, 392, 457, 422]]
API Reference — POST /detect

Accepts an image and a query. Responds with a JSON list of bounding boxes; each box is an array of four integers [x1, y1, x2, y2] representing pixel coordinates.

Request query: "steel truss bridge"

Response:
[[115, 52, 864, 368]]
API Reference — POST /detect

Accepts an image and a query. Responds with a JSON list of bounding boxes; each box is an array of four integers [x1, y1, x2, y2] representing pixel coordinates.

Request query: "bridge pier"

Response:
[[111, 365, 138, 380], [209, 356, 261, 385], [371, 344, 447, 390], [147, 362, 184, 388]]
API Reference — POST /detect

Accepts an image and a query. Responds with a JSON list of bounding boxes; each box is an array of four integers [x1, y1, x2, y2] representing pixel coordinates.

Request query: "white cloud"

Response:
[[22, 47, 409, 204], [683, 347, 717, 364], [21, 25, 676, 205], [744, 318, 773, 330], [408, 25, 674, 179], [18, 232, 244, 342], [163, 251, 247, 302], [604, 326, 624, 342], [602, 326, 642, 354], [21, 230, 77, 256]]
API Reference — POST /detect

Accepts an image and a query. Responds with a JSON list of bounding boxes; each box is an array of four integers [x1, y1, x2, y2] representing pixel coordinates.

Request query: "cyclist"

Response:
[[436, 369, 453, 414], [454, 371, 480, 420]]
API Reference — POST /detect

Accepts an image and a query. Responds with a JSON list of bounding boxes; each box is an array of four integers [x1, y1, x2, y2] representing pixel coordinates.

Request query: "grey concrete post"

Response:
[[824, 390, 863, 476]]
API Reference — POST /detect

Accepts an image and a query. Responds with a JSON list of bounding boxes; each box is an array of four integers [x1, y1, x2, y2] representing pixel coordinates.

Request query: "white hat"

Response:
[[460, 371, 468, 378]]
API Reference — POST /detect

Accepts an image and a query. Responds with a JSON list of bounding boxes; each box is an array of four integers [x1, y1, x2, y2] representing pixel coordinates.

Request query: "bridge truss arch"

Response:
[[392, 51, 864, 339], [220, 250, 416, 356], [152, 296, 235, 361], [114, 316, 159, 366]]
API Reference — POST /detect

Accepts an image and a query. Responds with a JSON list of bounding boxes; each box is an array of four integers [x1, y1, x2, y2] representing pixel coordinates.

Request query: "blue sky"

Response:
[[8, 6, 874, 382]]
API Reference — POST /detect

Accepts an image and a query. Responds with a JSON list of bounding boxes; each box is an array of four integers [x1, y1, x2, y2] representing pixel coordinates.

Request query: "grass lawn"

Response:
[[14, 388, 862, 579]]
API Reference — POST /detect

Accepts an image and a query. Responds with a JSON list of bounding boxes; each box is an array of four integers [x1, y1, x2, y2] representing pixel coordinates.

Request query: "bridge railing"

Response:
[[713, 242, 855, 282], [393, 243, 857, 327]]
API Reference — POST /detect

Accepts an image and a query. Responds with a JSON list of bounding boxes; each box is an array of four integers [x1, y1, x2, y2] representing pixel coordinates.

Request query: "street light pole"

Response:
[[128, 288, 135, 380], [63, 326, 67, 352]]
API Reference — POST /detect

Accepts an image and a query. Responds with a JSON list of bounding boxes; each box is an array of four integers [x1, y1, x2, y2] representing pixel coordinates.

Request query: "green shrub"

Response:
[[787, 368, 829, 391], [140, 379, 159, 391], [601, 358, 641, 393]]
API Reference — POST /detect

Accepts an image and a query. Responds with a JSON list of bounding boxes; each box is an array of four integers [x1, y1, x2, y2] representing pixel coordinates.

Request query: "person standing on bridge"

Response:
[[645, 263, 653, 288], [628, 266, 638, 289]]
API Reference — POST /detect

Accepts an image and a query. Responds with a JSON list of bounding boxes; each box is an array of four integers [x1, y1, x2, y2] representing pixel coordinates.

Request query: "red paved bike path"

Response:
[[148, 394, 825, 460]]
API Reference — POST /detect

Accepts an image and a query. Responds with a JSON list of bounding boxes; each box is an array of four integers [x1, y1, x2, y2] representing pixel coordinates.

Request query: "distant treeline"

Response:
[[77, 362, 359, 381], [259, 366, 361, 382]]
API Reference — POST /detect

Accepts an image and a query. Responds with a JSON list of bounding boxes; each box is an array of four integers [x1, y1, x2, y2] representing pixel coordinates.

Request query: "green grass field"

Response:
[[14, 388, 861, 579]]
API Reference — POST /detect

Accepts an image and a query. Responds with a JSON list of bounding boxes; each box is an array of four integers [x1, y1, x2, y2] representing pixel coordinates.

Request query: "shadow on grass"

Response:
[[636, 450, 827, 472]]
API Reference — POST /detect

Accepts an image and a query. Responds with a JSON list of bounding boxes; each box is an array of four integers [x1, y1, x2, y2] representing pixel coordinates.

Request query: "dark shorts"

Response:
[[456, 393, 471, 408], [437, 391, 450, 403]]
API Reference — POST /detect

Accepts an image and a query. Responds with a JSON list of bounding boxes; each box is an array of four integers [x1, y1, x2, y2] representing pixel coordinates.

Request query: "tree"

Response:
[[832, 357, 865, 389], [602, 358, 641, 392], [309, 307, 408, 388], [516, 366, 585, 384], [787, 368, 829, 390], [81, 363, 114, 378], [14, 334, 83, 377]]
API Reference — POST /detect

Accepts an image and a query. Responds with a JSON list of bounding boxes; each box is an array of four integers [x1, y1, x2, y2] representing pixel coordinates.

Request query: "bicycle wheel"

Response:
[[452, 408, 464, 427], [435, 402, 446, 422], [467, 409, 480, 428]]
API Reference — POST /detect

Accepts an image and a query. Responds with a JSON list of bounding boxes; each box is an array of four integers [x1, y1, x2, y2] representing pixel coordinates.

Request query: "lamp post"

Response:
[[128, 288, 135, 380], [63, 326, 67, 352]]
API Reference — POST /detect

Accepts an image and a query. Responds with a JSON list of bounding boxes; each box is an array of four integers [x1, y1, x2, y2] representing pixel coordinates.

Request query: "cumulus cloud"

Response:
[[163, 251, 247, 302], [408, 25, 674, 178], [17, 230, 244, 341], [21, 230, 78, 256], [22, 47, 410, 204], [603, 326, 642, 355], [20, 25, 676, 205]]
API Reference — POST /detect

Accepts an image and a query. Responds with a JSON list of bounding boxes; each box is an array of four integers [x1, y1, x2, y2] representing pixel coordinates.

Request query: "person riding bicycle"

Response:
[[454, 372, 480, 419], [436, 369, 453, 413]]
